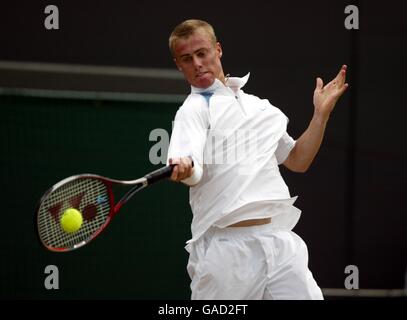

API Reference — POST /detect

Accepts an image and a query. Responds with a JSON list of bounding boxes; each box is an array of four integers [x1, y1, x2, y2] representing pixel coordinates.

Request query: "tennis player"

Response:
[[167, 19, 348, 299]]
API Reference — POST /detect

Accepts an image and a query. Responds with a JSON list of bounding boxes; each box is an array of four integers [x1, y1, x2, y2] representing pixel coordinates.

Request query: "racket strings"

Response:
[[37, 178, 111, 250]]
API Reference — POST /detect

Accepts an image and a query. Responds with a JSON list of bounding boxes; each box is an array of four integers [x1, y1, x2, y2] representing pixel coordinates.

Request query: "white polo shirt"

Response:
[[167, 74, 301, 245]]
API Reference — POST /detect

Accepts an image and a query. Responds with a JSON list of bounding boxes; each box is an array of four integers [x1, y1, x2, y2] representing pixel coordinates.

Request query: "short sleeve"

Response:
[[167, 100, 209, 163], [275, 132, 296, 165], [167, 96, 209, 185]]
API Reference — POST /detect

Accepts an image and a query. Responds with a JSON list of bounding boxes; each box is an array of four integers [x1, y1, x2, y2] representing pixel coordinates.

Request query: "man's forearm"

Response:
[[284, 113, 329, 172], [283, 65, 348, 172]]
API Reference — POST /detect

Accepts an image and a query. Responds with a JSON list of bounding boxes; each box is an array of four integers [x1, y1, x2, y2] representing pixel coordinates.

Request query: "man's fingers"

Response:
[[335, 65, 347, 86], [339, 69, 347, 87], [170, 165, 179, 181], [178, 157, 191, 179], [178, 162, 185, 175], [332, 82, 349, 101], [169, 157, 181, 181], [169, 157, 194, 182], [339, 83, 349, 95], [316, 77, 323, 90], [335, 65, 345, 78], [169, 157, 181, 165]]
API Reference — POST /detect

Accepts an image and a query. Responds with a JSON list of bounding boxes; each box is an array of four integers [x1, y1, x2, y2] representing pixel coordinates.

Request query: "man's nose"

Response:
[[192, 55, 202, 69]]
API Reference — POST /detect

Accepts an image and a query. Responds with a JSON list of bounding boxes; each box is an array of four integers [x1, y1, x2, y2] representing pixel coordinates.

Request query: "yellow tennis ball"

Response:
[[60, 208, 83, 233]]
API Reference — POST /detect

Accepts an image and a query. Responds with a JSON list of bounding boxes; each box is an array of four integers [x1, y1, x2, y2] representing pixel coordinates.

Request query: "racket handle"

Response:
[[145, 160, 194, 185], [145, 165, 173, 185]]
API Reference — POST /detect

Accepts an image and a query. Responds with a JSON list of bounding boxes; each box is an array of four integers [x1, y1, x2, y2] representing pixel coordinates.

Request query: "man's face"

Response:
[[173, 30, 224, 89]]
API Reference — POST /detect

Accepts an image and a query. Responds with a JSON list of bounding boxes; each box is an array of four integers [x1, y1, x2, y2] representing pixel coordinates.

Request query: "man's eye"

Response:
[[197, 51, 206, 57], [182, 56, 192, 62]]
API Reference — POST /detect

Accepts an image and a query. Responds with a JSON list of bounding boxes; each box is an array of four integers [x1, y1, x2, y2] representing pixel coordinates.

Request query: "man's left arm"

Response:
[[283, 65, 349, 173]]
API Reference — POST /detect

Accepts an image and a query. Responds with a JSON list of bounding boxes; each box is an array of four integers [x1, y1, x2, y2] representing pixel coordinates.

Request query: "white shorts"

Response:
[[186, 224, 323, 300]]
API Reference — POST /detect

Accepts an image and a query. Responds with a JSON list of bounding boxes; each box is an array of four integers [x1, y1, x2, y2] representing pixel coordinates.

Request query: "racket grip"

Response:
[[144, 166, 173, 185], [145, 160, 194, 185]]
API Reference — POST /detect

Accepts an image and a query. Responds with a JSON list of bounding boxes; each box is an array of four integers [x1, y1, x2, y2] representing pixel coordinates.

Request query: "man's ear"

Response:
[[216, 42, 223, 58]]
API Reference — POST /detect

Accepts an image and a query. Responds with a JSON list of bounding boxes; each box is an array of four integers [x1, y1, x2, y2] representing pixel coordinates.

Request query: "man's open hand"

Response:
[[313, 65, 349, 119]]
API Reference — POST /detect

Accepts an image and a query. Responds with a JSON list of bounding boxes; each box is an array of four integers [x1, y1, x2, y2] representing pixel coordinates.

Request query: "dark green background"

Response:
[[0, 95, 192, 299]]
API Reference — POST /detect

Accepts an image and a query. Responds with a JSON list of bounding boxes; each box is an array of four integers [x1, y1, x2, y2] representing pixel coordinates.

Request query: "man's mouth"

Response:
[[196, 72, 208, 78]]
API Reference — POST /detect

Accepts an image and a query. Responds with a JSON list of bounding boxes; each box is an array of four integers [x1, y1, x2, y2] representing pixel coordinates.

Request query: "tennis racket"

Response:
[[36, 165, 177, 252]]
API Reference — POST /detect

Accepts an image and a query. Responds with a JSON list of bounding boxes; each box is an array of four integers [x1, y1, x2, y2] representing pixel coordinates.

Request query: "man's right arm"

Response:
[[167, 98, 209, 186]]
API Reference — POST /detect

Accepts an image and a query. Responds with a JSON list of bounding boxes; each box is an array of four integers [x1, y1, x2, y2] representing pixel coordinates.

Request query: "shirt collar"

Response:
[[191, 73, 250, 94]]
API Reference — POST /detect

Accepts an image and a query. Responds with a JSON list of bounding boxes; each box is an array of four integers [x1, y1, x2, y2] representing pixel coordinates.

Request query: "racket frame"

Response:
[[36, 165, 174, 252]]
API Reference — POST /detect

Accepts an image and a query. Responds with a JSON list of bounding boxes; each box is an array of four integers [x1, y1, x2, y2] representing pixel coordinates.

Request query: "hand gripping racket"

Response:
[[36, 165, 177, 252]]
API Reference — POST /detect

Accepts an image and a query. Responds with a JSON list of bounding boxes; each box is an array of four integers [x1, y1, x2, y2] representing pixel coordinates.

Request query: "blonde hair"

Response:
[[169, 19, 217, 55]]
